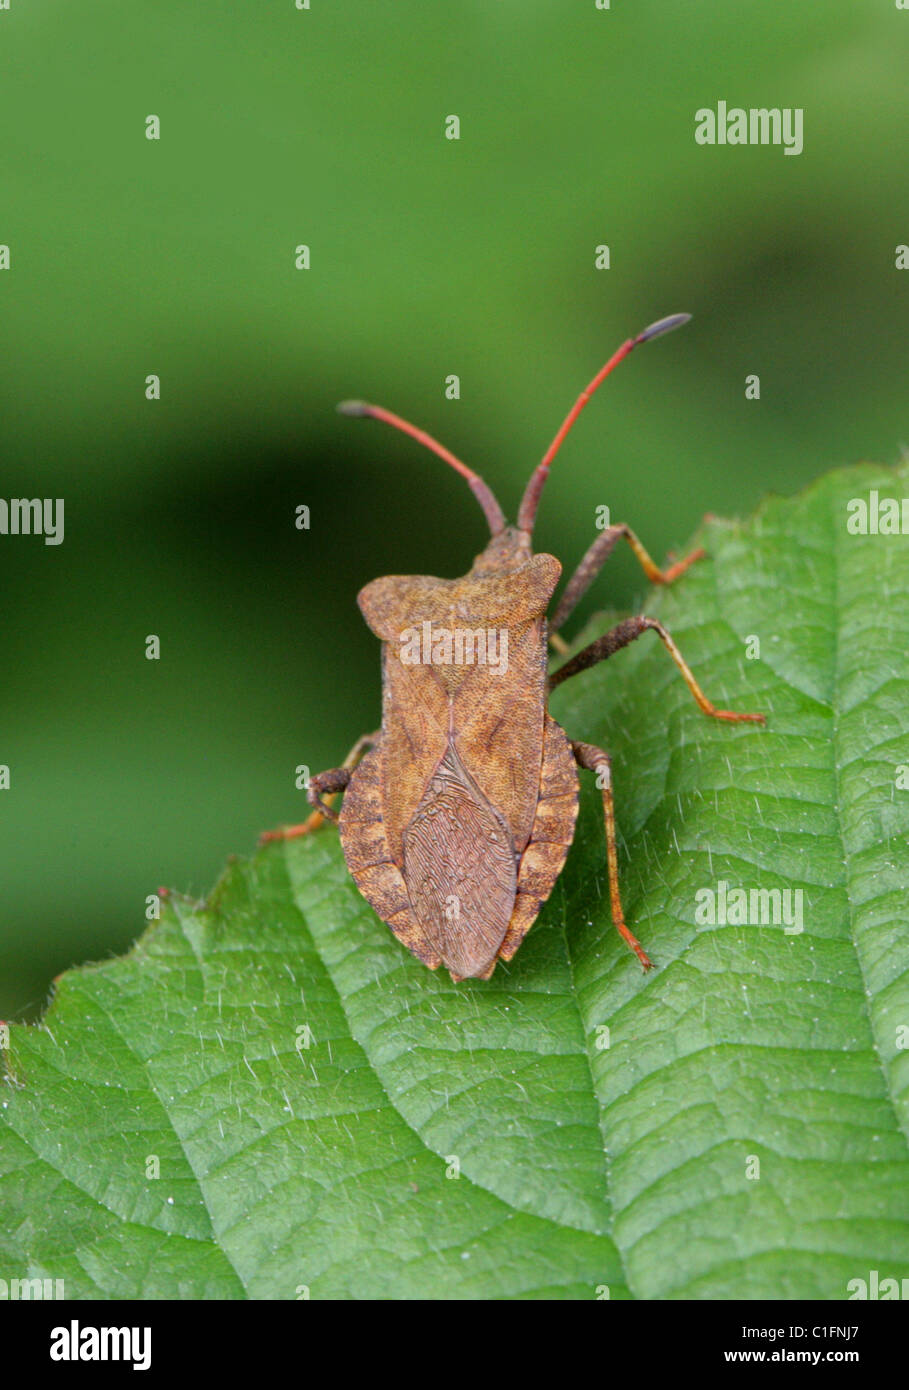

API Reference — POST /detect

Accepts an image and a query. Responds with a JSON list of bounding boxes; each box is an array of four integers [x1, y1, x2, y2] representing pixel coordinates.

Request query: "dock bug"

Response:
[[263, 315, 765, 980]]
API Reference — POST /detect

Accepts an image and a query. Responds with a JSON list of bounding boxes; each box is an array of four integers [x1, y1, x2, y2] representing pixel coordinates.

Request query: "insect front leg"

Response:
[[550, 615, 765, 723], [571, 740, 652, 970], [259, 730, 380, 844], [548, 524, 705, 653]]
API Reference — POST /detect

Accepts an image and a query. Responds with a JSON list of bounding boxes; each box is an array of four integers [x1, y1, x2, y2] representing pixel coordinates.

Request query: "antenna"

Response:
[[516, 313, 691, 535], [337, 400, 506, 537]]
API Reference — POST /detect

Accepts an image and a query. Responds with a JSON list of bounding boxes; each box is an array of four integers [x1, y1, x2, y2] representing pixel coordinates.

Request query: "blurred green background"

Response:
[[2, 1, 908, 1019]]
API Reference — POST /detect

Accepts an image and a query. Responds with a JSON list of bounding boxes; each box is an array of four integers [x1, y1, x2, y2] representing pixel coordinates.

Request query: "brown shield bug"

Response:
[[263, 314, 764, 981]]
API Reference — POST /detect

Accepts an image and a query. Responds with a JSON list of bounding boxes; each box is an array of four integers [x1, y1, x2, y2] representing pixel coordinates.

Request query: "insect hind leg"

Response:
[[572, 740, 652, 971]]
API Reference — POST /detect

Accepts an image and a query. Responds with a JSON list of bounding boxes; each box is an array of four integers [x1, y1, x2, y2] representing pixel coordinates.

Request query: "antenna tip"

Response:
[[636, 313, 692, 344], [336, 399, 372, 417]]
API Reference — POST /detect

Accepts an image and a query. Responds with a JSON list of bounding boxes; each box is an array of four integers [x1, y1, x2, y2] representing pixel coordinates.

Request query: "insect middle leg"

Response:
[[550, 524, 705, 642], [259, 730, 380, 843], [572, 740, 652, 970], [550, 615, 765, 723]]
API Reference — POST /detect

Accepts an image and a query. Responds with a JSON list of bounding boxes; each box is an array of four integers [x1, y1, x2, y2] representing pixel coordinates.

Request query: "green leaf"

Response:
[[3, 462, 909, 1300]]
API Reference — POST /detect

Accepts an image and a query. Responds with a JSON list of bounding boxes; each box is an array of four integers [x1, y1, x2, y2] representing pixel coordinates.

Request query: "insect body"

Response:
[[263, 315, 764, 980]]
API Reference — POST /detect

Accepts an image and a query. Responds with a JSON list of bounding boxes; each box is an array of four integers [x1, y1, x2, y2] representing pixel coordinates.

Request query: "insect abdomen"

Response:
[[402, 741, 517, 980]]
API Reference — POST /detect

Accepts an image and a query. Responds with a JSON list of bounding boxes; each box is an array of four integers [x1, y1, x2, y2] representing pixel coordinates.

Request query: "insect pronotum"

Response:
[[263, 314, 765, 981]]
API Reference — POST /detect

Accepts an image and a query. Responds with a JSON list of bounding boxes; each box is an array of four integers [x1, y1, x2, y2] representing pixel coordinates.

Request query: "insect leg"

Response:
[[571, 740, 652, 970], [550, 616, 765, 723], [259, 730, 380, 843], [550, 525, 704, 635]]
